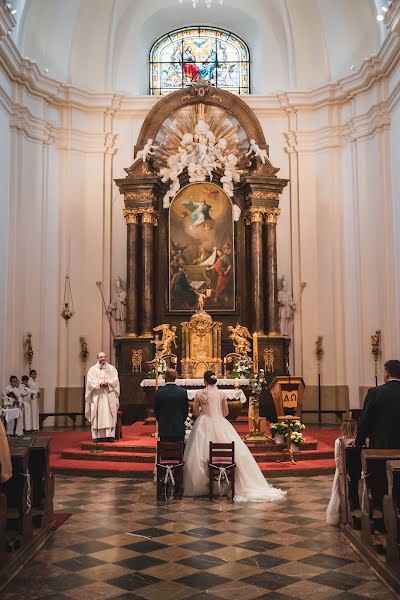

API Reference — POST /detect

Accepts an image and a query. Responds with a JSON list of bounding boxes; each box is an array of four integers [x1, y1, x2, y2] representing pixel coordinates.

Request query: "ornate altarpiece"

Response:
[[114, 85, 290, 422]]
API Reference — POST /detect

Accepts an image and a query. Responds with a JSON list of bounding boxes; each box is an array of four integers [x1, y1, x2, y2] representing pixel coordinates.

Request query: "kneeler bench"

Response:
[[156, 442, 184, 501]]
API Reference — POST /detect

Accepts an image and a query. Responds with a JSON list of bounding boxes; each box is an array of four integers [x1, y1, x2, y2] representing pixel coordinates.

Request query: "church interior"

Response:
[[1, 0, 400, 598]]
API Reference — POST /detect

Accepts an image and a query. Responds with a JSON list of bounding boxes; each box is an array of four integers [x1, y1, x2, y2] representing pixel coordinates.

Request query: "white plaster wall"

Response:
[[0, 4, 400, 412]]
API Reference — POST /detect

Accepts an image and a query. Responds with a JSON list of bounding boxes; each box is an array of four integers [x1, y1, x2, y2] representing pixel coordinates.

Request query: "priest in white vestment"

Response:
[[27, 369, 40, 431], [85, 352, 120, 442], [2, 376, 24, 436]]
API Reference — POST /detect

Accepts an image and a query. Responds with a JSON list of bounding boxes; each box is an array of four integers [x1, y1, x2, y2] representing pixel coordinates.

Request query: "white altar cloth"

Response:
[[140, 378, 248, 404], [140, 378, 249, 387], [1, 407, 22, 422]]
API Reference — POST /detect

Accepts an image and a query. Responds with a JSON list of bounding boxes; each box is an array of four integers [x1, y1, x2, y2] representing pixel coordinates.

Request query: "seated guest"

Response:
[[355, 359, 400, 448], [20, 375, 37, 432], [2, 376, 24, 436], [326, 419, 357, 525], [0, 419, 12, 482]]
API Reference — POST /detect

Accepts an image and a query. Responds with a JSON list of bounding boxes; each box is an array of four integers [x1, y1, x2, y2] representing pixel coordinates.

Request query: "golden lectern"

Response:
[[268, 377, 306, 464], [268, 377, 305, 420]]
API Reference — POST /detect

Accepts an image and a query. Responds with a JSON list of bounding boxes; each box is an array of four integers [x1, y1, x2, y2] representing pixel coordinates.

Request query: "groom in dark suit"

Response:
[[355, 359, 400, 448], [154, 369, 189, 443]]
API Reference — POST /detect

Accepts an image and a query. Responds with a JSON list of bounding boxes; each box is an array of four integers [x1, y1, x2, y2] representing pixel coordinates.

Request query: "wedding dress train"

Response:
[[183, 386, 286, 502]]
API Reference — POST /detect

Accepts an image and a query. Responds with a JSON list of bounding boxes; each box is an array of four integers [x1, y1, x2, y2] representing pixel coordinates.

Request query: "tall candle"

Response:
[[253, 333, 258, 374]]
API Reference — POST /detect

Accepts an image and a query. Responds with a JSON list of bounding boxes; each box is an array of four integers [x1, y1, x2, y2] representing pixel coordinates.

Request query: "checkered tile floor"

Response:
[[3, 475, 396, 599]]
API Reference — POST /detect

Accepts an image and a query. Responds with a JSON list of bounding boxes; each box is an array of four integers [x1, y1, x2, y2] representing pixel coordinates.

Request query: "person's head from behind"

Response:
[[165, 368, 178, 383], [97, 352, 106, 365], [204, 370, 217, 386], [22, 376, 29, 385], [10, 375, 19, 388], [341, 419, 357, 439], [29, 369, 37, 380], [383, 360, 400, 382]]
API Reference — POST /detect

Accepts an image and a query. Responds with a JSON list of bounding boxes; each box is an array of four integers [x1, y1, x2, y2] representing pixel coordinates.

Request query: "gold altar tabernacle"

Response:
[[181, 309, 222, 378]]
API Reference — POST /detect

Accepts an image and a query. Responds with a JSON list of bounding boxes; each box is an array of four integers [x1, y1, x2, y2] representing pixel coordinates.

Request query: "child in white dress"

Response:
[[326, 419, 357, 525]]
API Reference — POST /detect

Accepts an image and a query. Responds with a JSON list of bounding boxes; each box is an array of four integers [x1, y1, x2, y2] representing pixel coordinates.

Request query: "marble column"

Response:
[[247, 208, 264, 334], [123, 208, 139, 335], [265, 208, 281, 335], [141, 207, 158, 337]]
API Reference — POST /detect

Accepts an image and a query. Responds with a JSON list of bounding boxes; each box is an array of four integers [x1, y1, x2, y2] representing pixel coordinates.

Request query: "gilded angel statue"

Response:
[[153, 324, 177, 355], [228, 323, 252, 356]]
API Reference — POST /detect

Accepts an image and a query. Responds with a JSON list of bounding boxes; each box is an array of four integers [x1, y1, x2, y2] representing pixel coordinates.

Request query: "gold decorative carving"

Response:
[[315, 336, 324, 375], [265, 207, 281, 224], [141, 207, 158, 225], [25, 333, 34, 367], [182, 83, 222, 103], [152, 324, 177, 356], [123, 208, 139, 224], [371, 330, 381, 380], [125, 190, 154, 201], [131, 349, 143, 373], [264, 348, 274, 373], [227, 324, 252, 356], [246, 208, 264, 224], [250, 190, 279, 201], [181, 310, 222, 377]]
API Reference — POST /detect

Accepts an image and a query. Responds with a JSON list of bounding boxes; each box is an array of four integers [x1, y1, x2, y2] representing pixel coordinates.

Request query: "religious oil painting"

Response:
[[150, 26, 250, 95], [169, 182, 235, 312]]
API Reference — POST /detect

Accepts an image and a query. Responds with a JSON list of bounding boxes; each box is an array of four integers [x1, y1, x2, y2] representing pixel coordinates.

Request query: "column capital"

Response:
[[123, 208, 140, 224], [245, 207, 264, 225], [140, 207, 158, 226], [265, 207, 281, 224]]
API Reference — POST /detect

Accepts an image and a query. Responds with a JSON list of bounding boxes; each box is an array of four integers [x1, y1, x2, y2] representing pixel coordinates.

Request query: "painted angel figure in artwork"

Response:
[[246, 139, 268, 164], [228, 323, 252, 356], [153, 324, 178, 356], [136, 138, 157, 162]]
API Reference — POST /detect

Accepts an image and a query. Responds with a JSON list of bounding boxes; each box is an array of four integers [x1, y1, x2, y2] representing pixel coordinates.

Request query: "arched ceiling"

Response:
[[13, 0, 382, 94]]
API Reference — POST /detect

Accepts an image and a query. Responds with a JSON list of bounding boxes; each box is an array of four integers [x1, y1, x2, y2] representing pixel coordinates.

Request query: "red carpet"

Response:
[[51, 513, 72, 530], [38, 422, 339, 478]]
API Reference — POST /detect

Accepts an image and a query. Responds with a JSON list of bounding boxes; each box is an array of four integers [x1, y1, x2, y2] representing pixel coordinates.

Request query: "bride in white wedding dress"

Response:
[[184, 371, 287, 502]]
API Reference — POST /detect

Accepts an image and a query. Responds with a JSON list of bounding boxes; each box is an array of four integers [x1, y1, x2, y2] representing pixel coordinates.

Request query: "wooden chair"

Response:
[[208, 441, 236, 502], [156, 441, 184, 501]]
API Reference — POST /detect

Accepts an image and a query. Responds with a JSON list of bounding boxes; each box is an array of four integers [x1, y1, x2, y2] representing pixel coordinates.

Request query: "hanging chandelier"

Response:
[[178, 0, 224, 7]]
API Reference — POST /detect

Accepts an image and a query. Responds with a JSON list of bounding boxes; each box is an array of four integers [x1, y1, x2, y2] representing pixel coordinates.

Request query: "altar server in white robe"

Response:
[[28, 369, 40, 431], [3, 376, 24, 436], [20, 375, 36, 432], [85, 352, 120, 442]]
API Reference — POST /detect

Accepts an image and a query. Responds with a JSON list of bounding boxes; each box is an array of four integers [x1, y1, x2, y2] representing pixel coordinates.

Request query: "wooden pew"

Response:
[[338, 440, 362, 527], [3, 446, 33, 542], [383, 460, 400, 570], [359, 449, 400, 550], [8, 436, 54, 528], [0, 462, 7, 563]]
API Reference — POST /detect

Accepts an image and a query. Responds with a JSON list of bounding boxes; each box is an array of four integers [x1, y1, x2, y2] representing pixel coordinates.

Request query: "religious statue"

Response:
[[228, 323, 252, 356], [246, 139, 268, 164], [136, 138, 157, 162], [108, 276, 127, 336], [278, 275, 296, 337], [156, 117, 241, 217], [153, 324, 178, 356]]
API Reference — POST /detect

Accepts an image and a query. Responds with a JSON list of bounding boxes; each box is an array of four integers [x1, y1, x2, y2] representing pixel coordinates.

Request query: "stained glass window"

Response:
[[150, 26, 250, 95]]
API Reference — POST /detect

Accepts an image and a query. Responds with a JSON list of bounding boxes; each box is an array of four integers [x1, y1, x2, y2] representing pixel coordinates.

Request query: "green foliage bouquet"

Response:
[[290, 431, 305, 445], [291, 420, 306, 434], [231, 356, 253, 379]]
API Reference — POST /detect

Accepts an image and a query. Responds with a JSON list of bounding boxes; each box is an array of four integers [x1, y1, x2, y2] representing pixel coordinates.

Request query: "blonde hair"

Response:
[[341, 419, 357, 439]]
